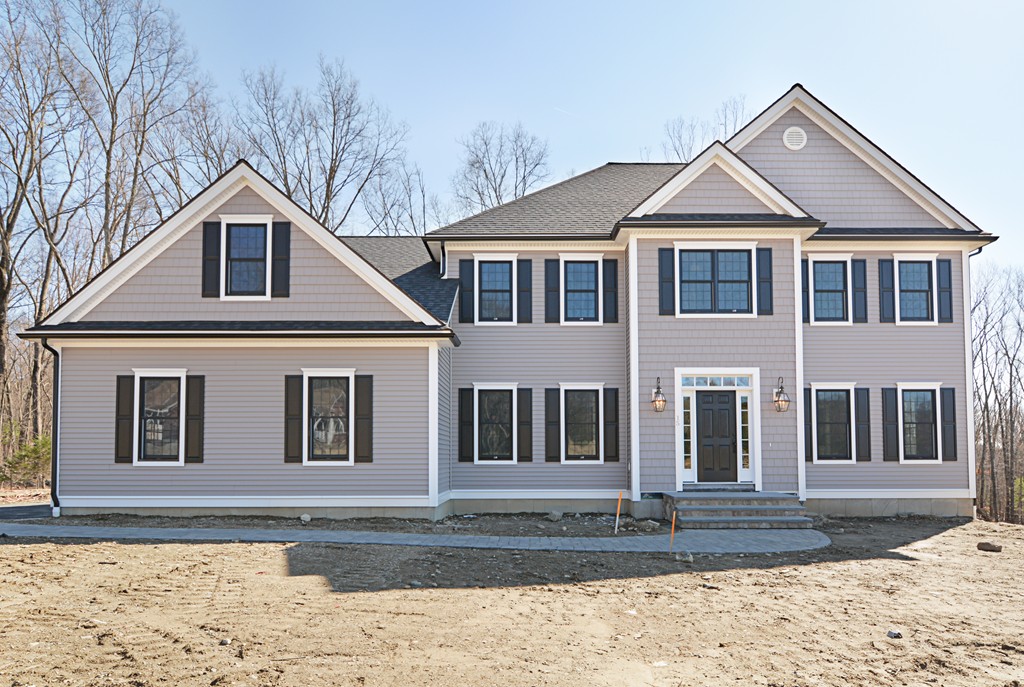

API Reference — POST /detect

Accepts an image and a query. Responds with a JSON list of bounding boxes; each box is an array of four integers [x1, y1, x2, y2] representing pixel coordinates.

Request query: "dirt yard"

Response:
[[1, 518, 1022, 687], [0, 488, 48, 504]]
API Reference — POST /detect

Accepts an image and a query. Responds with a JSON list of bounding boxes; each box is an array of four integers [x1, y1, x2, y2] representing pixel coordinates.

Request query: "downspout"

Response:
[[40, 338, 60, 513]]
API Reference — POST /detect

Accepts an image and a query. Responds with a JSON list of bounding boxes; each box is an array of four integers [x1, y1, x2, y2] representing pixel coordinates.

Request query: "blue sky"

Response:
[[172, 0, 1023, 262]]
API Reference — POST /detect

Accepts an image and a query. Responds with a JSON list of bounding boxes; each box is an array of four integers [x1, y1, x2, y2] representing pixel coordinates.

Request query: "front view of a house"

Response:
[[21, 84, 995, 521]]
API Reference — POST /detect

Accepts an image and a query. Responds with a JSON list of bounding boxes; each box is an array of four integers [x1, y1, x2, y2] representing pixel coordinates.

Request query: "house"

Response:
[[20, 84, 995, 522]]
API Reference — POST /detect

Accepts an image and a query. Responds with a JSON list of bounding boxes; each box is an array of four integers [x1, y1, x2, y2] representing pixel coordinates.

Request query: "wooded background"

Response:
[[1, 0, 1017, 524]]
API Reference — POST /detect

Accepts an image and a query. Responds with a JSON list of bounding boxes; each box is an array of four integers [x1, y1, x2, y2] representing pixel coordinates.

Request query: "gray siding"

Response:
[[804, 251, 969, 490], [737, 109, 944, 228], [447, 250, 628, 491], [636, 238, 800, 493], [58, 346, 430, 496], [438, 345, 453, 494], [657, 164, 773, 214], [83, 187, 409, 322]]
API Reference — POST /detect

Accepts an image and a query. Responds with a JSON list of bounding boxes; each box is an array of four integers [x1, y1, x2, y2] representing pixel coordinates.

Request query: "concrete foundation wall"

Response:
[[804, 498, 974, 518]]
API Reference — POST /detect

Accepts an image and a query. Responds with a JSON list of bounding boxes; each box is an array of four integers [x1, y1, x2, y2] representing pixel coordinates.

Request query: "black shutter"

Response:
[[284, 376, 303, 463], [458, 388, 474, 462], [882, 388, 899, 461], [879, 259, 896, 323], [855, 387, 871, 462], [459, 260, 474, 323], [804, 387, 813, 462], [517, 388, 532, 462], [115, 375, 134, 463], [603, 259, 618, 323], [756, 247, 773, 315], [658, 247, 675, 315], [544, 259, 560, 323], [517, 259, 533, 323], [941, 387, 958, 461], [937, 259, 953, 323], [545, 388, 560, 462], [202, 221, 220, 298], [354, 375, 373, 463], [852, 259, 868, 323], [801, 258, 809, 323], [271, 221, 291, 297], [604, 388, 619, 462], [185, 375, 205, 464]]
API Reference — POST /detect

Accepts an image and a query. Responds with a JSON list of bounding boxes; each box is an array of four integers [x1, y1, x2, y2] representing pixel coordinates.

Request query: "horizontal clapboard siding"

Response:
[[82, 187, 409, 322], [636, 238, 799, 493], [437, 346, 453, 494], [447, 250, 628, 491], [804, 251, 969, 490], [58, 346, 430, 496]]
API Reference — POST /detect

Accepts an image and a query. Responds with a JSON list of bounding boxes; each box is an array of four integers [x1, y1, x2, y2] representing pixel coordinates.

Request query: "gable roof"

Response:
[[426, 163, 684, 238], [39, 160, 445, 328], [727, 83, 984, 234]]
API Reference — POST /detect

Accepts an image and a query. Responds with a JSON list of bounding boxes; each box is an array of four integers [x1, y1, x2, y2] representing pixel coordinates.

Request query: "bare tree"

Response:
[[451, 121, 549, 214], [661, 95, 749, 163], [361, 157, 431, 236], [714, 95, 749, 140], [238, 58, 406, 234]]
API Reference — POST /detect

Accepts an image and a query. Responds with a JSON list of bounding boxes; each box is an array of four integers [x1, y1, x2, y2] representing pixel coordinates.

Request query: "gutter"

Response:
[[18, 329, 458, 341], [39, 338, 59, 512]]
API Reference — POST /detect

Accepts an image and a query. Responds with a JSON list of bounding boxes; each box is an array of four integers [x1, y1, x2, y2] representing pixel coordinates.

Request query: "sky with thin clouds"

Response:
[[171, 0, 1022, 263]]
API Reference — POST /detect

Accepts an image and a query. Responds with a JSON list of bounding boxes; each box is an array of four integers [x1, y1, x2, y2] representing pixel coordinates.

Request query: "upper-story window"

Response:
[[478, 259, 514, 323], [560, 253, 604, 324], [678, 248, 752, 315], [218, 214, 273, 300], [810, 254, 852, 324], [897, 259, 934, 322]]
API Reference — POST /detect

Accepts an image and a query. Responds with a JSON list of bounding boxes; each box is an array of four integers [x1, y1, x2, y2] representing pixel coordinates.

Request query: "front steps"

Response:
[[663, 489, 813, 529]]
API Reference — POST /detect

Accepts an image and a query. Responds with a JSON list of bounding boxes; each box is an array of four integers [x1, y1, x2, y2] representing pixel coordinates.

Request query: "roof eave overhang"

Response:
[[19, 329, 458, 342], [612, 220, 825, 240]]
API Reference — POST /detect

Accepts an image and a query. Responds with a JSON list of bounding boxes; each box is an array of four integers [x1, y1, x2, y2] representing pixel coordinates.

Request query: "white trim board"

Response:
[[43, 162, 442, 326], [300, 367, 357, 466], [56, 496, 433, 508], [444, 490, 625, 500], [804, 489, 971, 500]]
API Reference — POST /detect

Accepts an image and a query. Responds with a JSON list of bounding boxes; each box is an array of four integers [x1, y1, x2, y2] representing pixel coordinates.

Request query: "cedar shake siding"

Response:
[[447, 250, 628, 491], [803, 251, 970, 490], [657, 164, 775, 215], [57, 346, 430, 497], [635, 238, 800, 493], [82, 187, 411, 322]]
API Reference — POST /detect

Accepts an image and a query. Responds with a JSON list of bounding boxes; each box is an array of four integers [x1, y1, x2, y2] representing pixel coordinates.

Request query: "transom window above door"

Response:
[[677, 246, 753, 315]]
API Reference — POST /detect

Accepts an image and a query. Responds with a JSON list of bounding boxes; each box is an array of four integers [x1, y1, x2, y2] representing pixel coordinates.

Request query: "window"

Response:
[[478, 260, 514, 322], [902, 389, 937, 460], [812, 260, 849, 322], [814, 389, 852, 461], [475, 385, 516, 462], [898, 261, 933, 322], [132, 368, 187, 465], [301, 368, 355, 465], [308, 377, 350, 462], [220, 214, 272, 299], [678, 248, 752, 315], [564, 260, 599, 322], [564, 389, 599, 460]]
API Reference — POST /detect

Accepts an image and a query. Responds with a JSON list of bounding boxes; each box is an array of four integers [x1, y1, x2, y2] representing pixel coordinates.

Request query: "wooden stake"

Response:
[[669, 511, 677, 553], [614, 491, 622, 534]]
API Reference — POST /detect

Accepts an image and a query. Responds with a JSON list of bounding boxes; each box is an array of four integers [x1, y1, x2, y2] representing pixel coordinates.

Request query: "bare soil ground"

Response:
[[1, 517, 1022, 687], [27, 511, 666, 537], [0, 488, 48, 504]]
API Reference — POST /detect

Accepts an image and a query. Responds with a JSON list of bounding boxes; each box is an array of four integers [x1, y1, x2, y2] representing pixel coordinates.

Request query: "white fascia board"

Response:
[[728, 86, 980, 232], [628, 142, 807, 218]]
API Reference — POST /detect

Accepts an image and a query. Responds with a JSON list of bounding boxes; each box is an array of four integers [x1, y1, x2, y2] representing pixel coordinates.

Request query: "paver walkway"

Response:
[[0, 520, 831, 554], [0, 504, 50, 521]]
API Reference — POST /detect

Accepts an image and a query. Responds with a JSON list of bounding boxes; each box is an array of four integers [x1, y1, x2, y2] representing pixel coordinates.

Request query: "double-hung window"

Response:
[[475, 383, 517, 462], [901, 388, 938, 461], [894, 254, 937, 324], [478, 259, 514, 323], [133, 368, 187, 465], [811, 385, 855, 462], [220, 214, 273, 299], [302, 368, 355, 465], [677, 245, 753, 315], [563, 260, 599, 322], [560, 383, 604, 463], [810, 255, 851, 323]]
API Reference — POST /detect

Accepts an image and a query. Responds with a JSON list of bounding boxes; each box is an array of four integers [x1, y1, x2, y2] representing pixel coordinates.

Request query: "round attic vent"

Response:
[[783, 126, 807, 151]]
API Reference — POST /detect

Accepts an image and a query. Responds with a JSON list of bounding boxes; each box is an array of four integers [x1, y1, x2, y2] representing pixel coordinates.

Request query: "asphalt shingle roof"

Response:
[[426, 163, 686, 237]]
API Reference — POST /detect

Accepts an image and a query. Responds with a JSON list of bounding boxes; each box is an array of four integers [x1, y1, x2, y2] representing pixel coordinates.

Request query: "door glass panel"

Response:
[[740, 394, 750, 470], [682, 395, 693, 470]]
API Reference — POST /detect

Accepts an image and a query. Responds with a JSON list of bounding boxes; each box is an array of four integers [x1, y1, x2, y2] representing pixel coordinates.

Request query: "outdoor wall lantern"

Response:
[[651, 377, 667, 412], [773, 377, 791, 413]]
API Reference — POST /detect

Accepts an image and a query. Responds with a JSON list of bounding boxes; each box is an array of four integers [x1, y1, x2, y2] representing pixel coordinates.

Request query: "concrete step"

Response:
[[664, 491, 802, 508], [676, 516, 814, 529], [674, 504, 808, 519], [680, 483, 755, 493]]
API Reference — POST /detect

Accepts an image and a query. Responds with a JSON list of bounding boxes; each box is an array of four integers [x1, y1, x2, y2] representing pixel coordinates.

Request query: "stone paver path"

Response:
[[0, 504, 50, 521], [0, 521, 831, 554]]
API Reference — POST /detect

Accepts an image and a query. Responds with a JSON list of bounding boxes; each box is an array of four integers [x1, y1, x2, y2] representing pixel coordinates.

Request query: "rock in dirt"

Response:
[[887, 630, 902, 639], [675, 551, 694, 563], [978, 542, 1003, 552], [546, 511, 563, 522], [219, 638, 232, 646], [299, 514, 311, 524], [635, 519, 661, 532]]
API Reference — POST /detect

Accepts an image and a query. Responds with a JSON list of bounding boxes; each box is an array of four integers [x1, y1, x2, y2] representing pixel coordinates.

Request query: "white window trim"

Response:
[[894, 253, 938, 326], [896, 382, 943, 464], [559, 253, 604, 326], [809, 382, 857, 464], [132, 368, 188, 467], [473, 253, 518, 326], [220, 214, 274, 301], [473, 382, 519, 464], [301, 367, 357, 466], [673, 241, 758, 319], [559, 382, 605, 464], [808, 253, 853, 326]]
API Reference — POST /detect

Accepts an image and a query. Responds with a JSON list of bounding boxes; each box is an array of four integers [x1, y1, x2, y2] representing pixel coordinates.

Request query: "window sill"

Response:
[[811, 457, 856, 464], [133, 459, 186, 467], [895, 320, 938, 327], [560, 458, 605, 465], [473, 459, 518, 465], [302, 459, 355, 467], [676, 313, 756, 320], [474, 321, 517, 327], [560, 320, 602, 327], [810, 320, 852, 327], [897, 457, 943, 464], [220, 294, 271, 302]]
